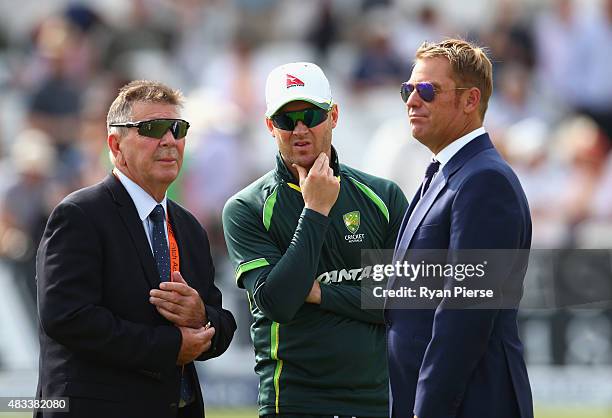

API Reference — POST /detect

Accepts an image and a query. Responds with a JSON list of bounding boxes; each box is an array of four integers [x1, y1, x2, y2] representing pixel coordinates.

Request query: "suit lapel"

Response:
[[103, 174, 160, 290], [393, 133, 495, 261], [387, 178, 445, 298], [394, 172, 447, 262]]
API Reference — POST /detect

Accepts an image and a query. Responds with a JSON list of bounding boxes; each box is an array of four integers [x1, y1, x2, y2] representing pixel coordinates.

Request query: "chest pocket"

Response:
[[412, 223, 449, 249]]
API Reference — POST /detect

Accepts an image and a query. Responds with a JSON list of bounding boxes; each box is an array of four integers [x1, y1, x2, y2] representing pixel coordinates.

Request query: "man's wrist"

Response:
[[314, 283, 322, 304], [304, 204, 330, 217]]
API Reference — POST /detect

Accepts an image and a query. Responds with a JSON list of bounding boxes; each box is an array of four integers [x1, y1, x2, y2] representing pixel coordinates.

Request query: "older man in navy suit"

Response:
[[385, 39, 534, 418]]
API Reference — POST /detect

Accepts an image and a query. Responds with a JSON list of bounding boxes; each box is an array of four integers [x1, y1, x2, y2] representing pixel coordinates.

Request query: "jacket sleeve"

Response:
[[223, 197, 329, 324], [37, 201, 181, 376], [414, 169, 529, 418]]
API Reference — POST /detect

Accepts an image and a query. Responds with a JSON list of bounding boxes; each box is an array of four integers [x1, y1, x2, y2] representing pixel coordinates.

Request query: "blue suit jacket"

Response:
[[385, 133, 534, 418]]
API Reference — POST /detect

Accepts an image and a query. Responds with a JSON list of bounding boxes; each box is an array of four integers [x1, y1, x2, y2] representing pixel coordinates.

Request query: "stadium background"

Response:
[[0, 0, 611, 416]]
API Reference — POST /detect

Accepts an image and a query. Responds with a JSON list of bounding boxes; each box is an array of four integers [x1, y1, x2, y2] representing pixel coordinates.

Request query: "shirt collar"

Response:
[[434, 126, 486, 169], [113, 168, 167, 221]]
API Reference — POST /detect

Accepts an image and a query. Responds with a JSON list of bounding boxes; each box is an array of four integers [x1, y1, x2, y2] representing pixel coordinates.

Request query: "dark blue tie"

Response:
[[149, 205, 195, 407], [421, 159, 440, 198], [149, 205, 170, 282]]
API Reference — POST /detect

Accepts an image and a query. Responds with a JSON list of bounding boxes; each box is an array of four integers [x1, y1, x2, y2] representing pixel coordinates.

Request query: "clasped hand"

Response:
[[149, 271, 214, 365], [149, 271, 206, 328]]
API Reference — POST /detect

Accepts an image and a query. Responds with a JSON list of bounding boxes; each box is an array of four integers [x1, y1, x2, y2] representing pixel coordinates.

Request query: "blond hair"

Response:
[[415, 38, 493, 119], [106, 80, 184, 136]]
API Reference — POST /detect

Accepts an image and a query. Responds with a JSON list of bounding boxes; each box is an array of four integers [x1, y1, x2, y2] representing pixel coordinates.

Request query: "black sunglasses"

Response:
[[400, 81, 470, 103], [270, 108, 329, 131], [109, 118, 190, 139]]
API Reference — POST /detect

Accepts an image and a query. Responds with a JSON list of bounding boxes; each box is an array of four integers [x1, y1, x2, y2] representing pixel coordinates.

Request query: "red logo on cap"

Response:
[[286, 74, 304, 88]]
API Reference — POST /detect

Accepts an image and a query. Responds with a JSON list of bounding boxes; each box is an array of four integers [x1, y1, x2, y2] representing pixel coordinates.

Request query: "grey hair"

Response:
[[106, 80, 184, 137]]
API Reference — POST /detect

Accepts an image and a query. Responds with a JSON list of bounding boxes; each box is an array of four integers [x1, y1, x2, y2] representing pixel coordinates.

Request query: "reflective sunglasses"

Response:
[[400, 81, 470, 103], [270, 108, 329, 131], [109, 118, 190, 139]]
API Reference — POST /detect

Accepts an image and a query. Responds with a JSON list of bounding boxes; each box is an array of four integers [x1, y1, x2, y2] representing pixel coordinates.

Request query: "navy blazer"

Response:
[[35, 174, 236, 418], [385, 133, 533, 418]]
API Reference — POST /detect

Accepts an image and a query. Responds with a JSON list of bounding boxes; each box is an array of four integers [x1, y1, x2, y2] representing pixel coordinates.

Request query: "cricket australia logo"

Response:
[[343, 211, 365, 243], [343, 211, 360, 233]]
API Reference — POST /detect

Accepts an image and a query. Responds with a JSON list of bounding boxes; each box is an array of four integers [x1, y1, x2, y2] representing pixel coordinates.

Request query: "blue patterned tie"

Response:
[[149, 205, 170, 282], [149, 205, 195, 406]]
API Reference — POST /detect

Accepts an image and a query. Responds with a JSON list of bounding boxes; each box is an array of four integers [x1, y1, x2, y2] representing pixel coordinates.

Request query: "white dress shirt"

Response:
[[419, 126, 487, 197], [113, 168, 168, 253], [434, 126, 487, 170], [409, 126, 488, 223]]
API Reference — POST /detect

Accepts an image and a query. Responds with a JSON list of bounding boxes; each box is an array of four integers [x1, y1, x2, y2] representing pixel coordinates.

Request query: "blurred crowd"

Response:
[[0, 0, 612, 335]]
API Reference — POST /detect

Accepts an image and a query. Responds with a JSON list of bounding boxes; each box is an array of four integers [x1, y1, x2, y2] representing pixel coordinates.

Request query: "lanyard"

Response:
[[166, 215, 180, 280]]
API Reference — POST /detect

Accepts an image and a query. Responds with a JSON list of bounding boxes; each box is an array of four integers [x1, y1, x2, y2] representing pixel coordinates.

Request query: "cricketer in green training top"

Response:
[[222, 62, 408, 417]]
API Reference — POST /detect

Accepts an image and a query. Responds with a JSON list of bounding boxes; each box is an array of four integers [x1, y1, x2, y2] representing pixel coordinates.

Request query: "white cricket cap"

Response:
[[265, 62, 333, 117]]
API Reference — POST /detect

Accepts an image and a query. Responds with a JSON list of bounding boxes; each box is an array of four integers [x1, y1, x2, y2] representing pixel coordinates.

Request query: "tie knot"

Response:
[[425, 160, 440, 178], [149, 204, 165, 223]]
